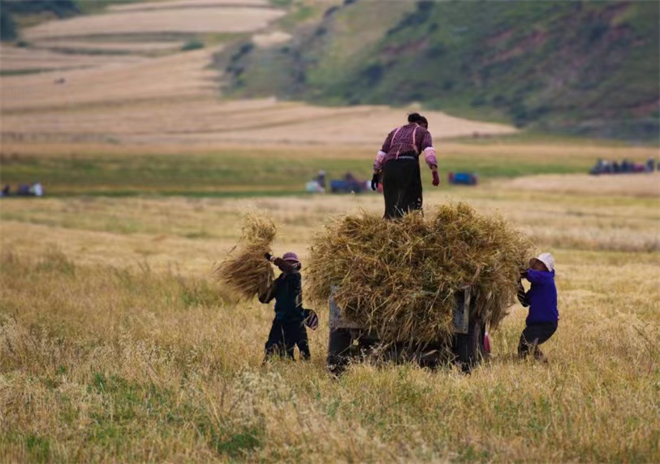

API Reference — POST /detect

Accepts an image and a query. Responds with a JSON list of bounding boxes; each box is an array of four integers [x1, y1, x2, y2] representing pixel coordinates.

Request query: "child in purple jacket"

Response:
[[517, 252, 558, 361]]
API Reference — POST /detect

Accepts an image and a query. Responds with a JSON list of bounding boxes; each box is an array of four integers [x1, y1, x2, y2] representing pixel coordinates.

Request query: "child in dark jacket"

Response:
[[258, 252, 310, 361], [517, 252, 558, 361]]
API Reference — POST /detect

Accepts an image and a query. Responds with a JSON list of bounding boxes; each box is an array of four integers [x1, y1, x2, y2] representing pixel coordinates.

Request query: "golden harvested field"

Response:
[[1, 0, 515, 148], [107, 0, 272, 12], [0, 44, 145, 72], [2, 97, 517, 145], [23, 7, 285, 40], [1, 48, 219, 112], [2, 39, 516, 146], [2, 56, 517, 144], [1, 3, 659, 461], [1, 175, 659, 274], [1, 177, 659, 463], [507, 172, 660, 198]]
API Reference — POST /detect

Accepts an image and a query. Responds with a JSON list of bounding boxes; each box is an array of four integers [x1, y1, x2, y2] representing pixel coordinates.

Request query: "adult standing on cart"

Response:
[[371, 113, 439, 219]]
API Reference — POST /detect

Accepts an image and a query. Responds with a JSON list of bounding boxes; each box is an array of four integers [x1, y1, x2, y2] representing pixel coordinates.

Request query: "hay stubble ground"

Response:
[[1, 1, 659, 461], [1, 170, 659, 463]]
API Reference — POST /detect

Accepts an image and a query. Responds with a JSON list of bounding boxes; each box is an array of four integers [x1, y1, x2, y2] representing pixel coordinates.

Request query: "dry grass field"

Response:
[[1, 98, 517, 145], [106, 0, 272, 12], [506, 172, 660, 198], [1, 174, 659, 463], [0, 44, 146, 73], [23, 7, 285, 40], [1, 50, 517, 146], [0, 47, 219, 112], [1, 2, 659, 462]]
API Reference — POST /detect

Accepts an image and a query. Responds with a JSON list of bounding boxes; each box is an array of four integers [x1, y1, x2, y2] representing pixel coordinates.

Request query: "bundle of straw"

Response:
[[306, 202, 534, 344], [216, 213, 276, 300]]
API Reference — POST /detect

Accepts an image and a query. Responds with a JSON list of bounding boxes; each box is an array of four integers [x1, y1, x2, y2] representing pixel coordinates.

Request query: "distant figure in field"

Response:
[[371, 113, 439, 219], [30, 182, 44, 197], [17, 184, 30, 196], [342, 172, 364, 193], [315, 170, 327, 189], [517, 253, 558, 362], [1, 185, 9, 197]]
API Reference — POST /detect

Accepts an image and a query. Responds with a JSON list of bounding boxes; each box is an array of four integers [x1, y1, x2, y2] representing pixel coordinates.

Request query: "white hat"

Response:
[[534, 252, 555, 272]]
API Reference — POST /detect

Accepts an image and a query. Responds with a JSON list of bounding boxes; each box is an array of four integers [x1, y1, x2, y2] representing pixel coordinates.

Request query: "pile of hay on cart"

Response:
[[306, 203, 534, 344]]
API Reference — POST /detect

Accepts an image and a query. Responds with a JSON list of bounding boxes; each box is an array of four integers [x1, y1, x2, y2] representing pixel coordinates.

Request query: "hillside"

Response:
[[0, 0, 148, 41], [221, 0, 660, 141], [0, 0, 80, 41], [1, 0, 520, 149]]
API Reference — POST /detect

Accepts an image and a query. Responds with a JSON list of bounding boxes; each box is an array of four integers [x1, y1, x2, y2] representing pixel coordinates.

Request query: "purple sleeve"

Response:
[[421, 131, 437, 169], [375, 130, 395, 171], [374, 151, 386, 172], [420, 130, 433, 151], [381, 130, 394, 154], [526, 269, 552, 284]]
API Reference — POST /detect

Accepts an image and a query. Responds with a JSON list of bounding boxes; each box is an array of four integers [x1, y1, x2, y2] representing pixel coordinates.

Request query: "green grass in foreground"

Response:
[[0, 146, 597, 197]]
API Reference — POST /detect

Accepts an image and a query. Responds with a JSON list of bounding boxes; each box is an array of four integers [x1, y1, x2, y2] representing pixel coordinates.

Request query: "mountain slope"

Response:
[[221, 0, 659, 141], [0, 0, 80, 41], [0, 0, 148, 41]]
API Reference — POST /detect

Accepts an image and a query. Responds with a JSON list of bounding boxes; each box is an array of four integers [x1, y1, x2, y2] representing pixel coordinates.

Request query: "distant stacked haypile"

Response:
[[217, 213, 276, 300], [307, 203, 533, 344]]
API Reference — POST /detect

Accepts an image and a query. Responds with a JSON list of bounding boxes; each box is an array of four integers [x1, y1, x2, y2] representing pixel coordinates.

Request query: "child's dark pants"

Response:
[[518, 321, 557, 359], [265, 319, 310, 360]]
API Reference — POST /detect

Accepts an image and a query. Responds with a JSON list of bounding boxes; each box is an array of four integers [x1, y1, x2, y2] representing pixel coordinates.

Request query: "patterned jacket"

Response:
[[374, 123, 438, 171]]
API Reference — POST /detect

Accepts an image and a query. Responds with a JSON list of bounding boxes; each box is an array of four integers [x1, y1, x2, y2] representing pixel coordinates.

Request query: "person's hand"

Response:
[[264, 253, 275, 263], [371, 173, 380, 191], [432, 170, 440, 187]]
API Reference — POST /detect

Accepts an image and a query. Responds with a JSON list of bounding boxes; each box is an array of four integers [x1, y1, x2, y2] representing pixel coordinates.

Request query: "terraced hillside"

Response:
[[0, 0, 517, 147]]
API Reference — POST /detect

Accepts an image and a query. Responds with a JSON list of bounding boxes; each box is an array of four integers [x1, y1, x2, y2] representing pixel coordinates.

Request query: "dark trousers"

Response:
[[382, 157, 423, 219], [518, 321, 557, 359], [265, 319, 310, 360]]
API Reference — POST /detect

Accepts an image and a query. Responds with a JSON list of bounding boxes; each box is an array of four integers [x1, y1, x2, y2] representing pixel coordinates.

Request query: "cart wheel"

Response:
[[327, 328, 353, 375], [454, 318, 488, 373]]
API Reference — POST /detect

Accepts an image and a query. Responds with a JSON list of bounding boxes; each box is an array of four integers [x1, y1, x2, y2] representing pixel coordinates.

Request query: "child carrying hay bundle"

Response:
[[216, 213, 276, 300], [307, 202, 534, 346], [216, 215, 317, 361]]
